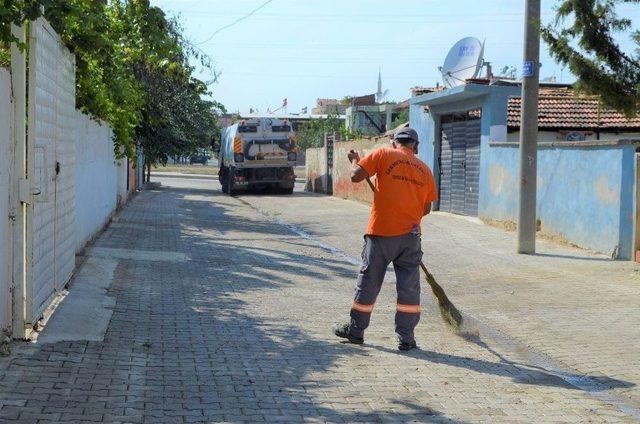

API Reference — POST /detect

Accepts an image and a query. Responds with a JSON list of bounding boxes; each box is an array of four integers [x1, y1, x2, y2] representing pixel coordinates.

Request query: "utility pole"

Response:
[[517, 0, 540, 254]]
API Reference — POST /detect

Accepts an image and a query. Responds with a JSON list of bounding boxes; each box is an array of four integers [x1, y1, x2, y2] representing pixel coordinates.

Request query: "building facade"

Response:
[[410, 81, 640, 260]]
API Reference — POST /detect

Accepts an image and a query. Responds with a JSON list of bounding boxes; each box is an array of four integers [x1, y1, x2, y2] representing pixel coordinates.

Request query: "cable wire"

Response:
[[194, 0, 277, 45]]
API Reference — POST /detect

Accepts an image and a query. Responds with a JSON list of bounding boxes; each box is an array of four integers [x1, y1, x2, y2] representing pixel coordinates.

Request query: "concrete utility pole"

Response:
[[517, 0, 541, 254]]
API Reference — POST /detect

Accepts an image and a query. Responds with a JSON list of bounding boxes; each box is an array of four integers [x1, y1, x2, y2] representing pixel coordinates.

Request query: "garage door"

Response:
[[439, 110, 481, 216]]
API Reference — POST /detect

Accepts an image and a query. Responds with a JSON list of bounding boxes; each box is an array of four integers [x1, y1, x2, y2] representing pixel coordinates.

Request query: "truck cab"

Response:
[[219, 118, 297, 195]]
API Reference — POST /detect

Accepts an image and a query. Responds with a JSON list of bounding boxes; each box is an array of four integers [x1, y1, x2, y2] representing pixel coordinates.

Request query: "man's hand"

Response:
[[348, 150, 368, 183]]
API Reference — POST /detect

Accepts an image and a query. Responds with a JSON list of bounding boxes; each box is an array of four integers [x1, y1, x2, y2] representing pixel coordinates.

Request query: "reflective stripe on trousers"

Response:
[[349, 233, 422, 343]]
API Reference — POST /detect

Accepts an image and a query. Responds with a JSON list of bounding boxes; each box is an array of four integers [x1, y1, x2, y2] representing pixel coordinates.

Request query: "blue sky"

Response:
[[151, 0, 639, 115]]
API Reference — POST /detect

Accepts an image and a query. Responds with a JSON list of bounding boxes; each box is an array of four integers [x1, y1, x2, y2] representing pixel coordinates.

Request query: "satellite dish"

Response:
[[441, 37, 485, 88]]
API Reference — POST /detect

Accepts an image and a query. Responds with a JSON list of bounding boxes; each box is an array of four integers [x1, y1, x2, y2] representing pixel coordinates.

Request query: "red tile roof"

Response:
[[508, 88, 640, 130]]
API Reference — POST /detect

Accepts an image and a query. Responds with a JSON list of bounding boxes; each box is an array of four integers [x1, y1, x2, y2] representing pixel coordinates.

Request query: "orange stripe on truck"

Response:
[[351, 301, 374, 313], [396, 303, 421, 314], [233, 136, 242, 153]]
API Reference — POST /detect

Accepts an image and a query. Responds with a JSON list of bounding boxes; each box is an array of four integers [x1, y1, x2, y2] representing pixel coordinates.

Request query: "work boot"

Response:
[[333, 323, 364, 345], [398, 339, 417, 352]]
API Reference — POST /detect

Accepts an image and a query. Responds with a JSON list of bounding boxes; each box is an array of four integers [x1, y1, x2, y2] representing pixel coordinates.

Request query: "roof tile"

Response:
[[508, 88, 640, 130]]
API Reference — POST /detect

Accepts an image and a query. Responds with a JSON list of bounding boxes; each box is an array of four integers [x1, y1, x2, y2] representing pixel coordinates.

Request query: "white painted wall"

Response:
[[116, 158, 128, 206], [0, 69, 12, 331], [74, 113, 118, 253]]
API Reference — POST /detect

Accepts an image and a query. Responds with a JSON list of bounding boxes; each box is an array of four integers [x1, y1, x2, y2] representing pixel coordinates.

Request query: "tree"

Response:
[[296, 113, 359, 151], [542, 0, 640, 116], [45, 0, 146, 158], [1, 1, 224, 162], [0, 0, 52, 66], [391, 109, 409, 130], [113, 1, 223, 171]]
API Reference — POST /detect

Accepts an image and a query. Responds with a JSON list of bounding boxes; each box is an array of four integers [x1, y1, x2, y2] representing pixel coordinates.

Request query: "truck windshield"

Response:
[[271, 125, 291, 132], [238, 125, 258, 133]]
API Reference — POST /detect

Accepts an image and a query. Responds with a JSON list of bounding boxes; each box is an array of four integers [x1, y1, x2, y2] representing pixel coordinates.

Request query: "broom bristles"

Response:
[[421, 263, 463, 329]]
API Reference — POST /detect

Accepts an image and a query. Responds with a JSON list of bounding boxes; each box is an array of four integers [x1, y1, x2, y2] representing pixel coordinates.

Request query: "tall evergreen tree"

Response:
[[542, 0, 640, 116]]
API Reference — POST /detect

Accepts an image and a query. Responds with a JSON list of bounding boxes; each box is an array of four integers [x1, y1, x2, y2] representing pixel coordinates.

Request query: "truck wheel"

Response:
[[226, 169, 237, 196], [279, 186, 294, 195], [220, 169, 228, 193]]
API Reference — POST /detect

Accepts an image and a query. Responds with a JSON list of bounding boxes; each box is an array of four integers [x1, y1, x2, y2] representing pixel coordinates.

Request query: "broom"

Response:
[[350, 151, 463, 330]]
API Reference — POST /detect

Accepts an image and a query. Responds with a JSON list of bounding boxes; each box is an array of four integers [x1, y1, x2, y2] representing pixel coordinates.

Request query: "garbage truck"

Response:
[[219, 117, 297, 195]]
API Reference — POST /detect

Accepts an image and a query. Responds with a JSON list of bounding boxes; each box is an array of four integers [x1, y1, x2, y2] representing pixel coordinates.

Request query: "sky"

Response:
[[150, 0, 640, 115]]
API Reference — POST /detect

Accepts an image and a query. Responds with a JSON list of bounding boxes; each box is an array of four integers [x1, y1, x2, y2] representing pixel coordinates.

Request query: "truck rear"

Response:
[[219, 118, 297, 195]]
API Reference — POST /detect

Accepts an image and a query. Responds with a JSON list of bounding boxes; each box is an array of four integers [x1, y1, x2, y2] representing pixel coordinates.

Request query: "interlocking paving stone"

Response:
[[0, 177, 637, 423]]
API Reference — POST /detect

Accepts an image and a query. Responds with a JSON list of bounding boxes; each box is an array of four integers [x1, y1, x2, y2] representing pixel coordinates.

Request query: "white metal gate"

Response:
[[25, 18, 77, 325], [0, 70, 12, 332]]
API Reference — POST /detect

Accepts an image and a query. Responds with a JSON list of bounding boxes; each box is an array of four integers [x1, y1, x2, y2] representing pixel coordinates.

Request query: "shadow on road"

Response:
[[533, 253, 612, 262], [0, 184, 465, 423], [367, 335, 634, 392]]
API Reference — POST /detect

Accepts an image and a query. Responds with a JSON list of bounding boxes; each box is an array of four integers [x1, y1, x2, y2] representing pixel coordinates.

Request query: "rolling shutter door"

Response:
[[438, 111, 482, 216], [463, 119, 481, 216], [439, 123, 453, 212]]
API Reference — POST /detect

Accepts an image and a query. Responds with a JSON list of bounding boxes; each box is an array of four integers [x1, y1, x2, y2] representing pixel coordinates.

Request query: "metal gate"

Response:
[[0, 70, 12, 332], [324, 132, 339, 194], [439, 110, 481, 216], [25, 18, 77, 325]]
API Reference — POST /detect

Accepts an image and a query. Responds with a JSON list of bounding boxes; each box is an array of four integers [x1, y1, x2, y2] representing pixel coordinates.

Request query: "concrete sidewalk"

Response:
[[0, 176, 637, 423]]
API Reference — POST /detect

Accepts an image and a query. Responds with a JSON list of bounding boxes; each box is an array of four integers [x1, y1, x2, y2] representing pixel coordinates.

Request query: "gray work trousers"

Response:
[[349, 233, 423, 343]]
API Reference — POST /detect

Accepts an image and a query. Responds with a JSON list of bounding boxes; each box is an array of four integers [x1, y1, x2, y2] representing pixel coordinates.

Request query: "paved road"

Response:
[[0, 175, 638, 423]]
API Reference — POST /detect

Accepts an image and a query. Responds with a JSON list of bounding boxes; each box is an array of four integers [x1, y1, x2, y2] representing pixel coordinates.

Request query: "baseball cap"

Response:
[[394, 127, 419, 143]]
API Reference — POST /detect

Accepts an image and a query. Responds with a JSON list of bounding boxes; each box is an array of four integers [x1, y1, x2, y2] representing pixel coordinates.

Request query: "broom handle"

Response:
[[364, 177, 375, 192]]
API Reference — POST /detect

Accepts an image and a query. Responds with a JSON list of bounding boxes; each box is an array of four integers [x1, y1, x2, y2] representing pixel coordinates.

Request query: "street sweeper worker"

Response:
[[334, 126, 438, 351]]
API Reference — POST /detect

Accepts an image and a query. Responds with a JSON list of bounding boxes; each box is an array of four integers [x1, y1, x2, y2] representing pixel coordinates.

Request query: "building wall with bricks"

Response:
[[332, 137, 387, 203], [0, 69, 12, 331]]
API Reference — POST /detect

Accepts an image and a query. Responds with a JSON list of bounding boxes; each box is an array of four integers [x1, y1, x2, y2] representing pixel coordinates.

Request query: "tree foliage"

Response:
[[0, 0, 46, 44], [0, 0, 50, 65], [542, 0, 640, 116], [391, 108, 409, 130], [1, 0, 224, 162], [296, 113, 360, 151]]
